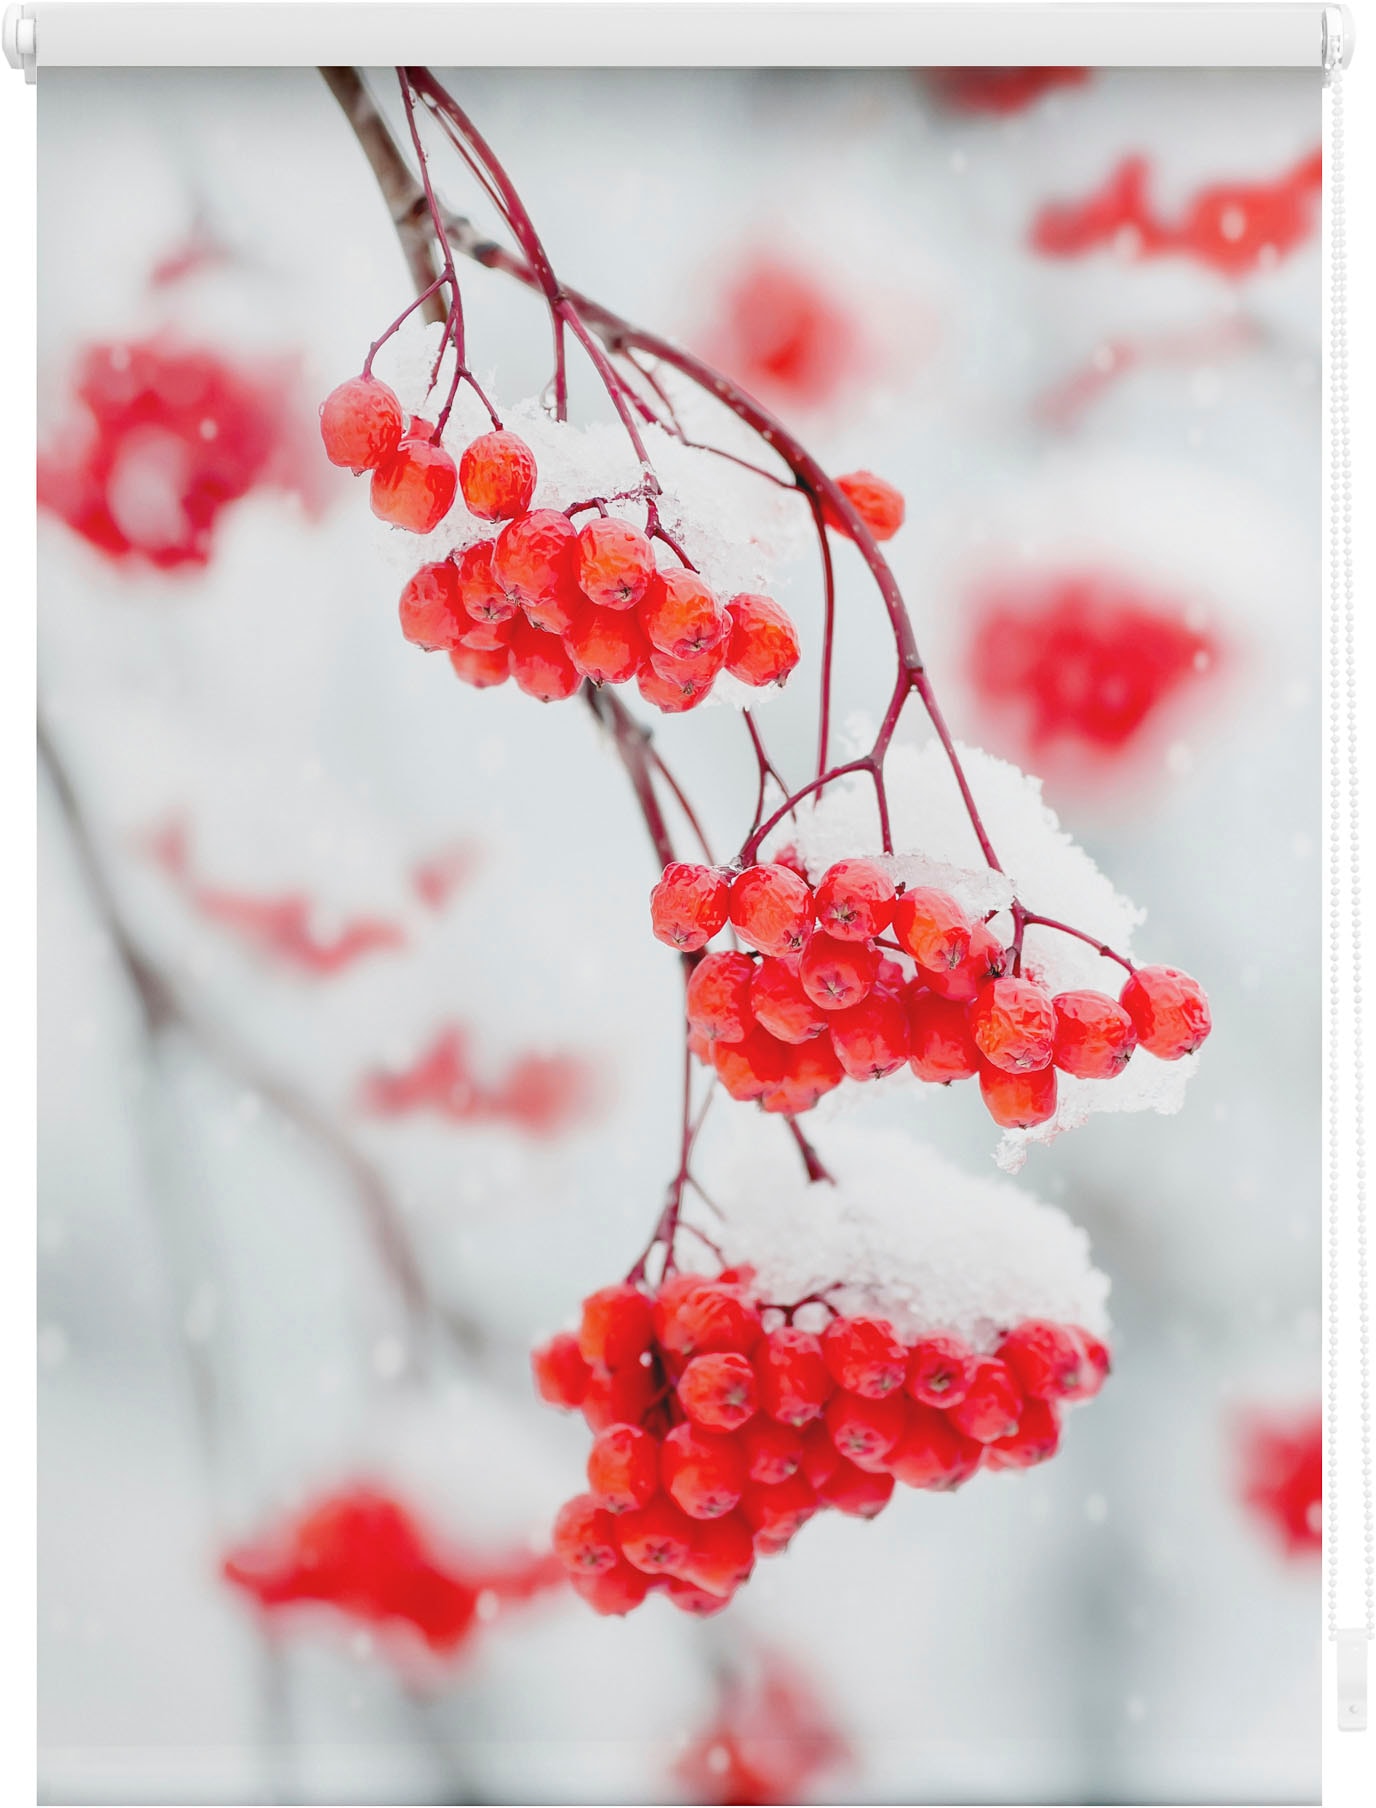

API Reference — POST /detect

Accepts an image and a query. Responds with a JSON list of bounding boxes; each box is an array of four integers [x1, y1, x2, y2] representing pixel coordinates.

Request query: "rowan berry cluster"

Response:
[[651, 856, 1212, 1128], [533, 1271, 1110, 1615], [318, 375, 802, 710]]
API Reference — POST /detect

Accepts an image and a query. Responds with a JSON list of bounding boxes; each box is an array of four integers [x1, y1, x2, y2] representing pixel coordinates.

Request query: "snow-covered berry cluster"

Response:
[[533, 1270, 1109, 1616], [652, 855, 1211, 1128], [319, 375, 801, 711]]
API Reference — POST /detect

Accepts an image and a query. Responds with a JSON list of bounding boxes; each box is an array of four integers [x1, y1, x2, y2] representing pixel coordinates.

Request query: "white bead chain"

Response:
[[1324, 39, 1374, 1659]]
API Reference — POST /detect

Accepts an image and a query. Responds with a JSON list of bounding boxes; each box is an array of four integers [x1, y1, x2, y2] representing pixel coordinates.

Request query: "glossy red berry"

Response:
[[493, 508, 578, 609], [509, 616, 581, 702], [723, 593, 801, 687], [739, 1473, 817, 1550], [970, 977, 1057, 1072], [729, 865, 814, 958], [449, 642, 509, 688], [826, 470, 906, 542], [678, 1352, 758, 1431], [979, 1061, 1058, 1128], [681, 1511, 756, 1595], [685, 951, 757, 1044], [906, 1335, 975, 1408], [398, 560, 467, 651], [458, 430, 536, 520], [740, 1417, 804, 1484], [616, 1495, 696, 1576], [920, 921, 1006, 1002], [906, 989, 982, 1083], [650, 863, 730, 952], [1062, 1328, 1112, 1401], [892, 888, 972, 971], [797, 1420, 842, 1489], [576, 517, 655, 609], [948, 1357, 1023, 1443], [454, 539, 515, 624], [531, 1331, 592, 1409], [888, 1404, 984, 1490], [829, 989, 911, 1081], [650, 636, 729, 690], [659, 1282, 762, 1360], [565, 604, 645, 684], [759, 1036, 845, 1114], [570, 1557, 653, 1615], [552, 1494, 620, 1574], [587, 1424, 661, 1513], [816, 1458, 895, 1518], [577, 1284, 655, 1372], [986, 1396, 1062, 1471], [825, 1389, 908, 1470], [662, 1423, 748, 1519], [636, 660, 710, 714], [822, 1316, 908, 1398], [319, 375, 403, 472], [712, 1028, 786, 1101], [813, 860, 896, 940], [580, 1362, 659, 1433], [799, 933, 879, 1011], [998, 1320, 1088, 1400], [750, 957, 829, 1044], [1120, 965, 1212, 1059], [640, 568, 727, 660], [755, 1328, 834, 1425], [371, 431, 459, 533], [1052, 990, 1137, 1078]]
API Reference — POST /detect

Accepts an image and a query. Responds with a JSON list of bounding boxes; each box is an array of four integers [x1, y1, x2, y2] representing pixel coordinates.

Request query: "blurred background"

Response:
[[37, 65, 1321, 1804]]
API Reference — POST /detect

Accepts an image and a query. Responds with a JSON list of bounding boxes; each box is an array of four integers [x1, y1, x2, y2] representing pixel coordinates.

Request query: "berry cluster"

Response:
[[651, 856, 1211, 1128], [533, 1271, 1109, 1615], [319, 376, 802, 711]]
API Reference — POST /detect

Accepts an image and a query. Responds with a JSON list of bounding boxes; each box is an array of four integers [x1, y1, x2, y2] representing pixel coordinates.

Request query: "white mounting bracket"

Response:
[[3, 6, 36, 83], [1337, 1629, 1369, 1732]]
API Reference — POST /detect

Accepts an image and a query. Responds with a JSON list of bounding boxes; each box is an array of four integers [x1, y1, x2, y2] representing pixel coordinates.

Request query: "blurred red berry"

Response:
[[888, 1405, 984, 1490], [825, 1389, 907, 1470], [587, 1424, 661, 1513], [948, 1358, 1023, 1443], [741, 1417, 805, 1484], [686, 950, 757, 1044], [999, 1320, 1091, 1400], [825, 470, 905, 542], [398, 559, 467, 651], [617, 1495, 696, 1576], [986, 1396, 1062, 1470], [662, 1423, 748, 1519], [816, 1458, 895, 1518], [682, 1512, 757, 1595], [756, 1328, 834, 1426], [760, 1035, 845, 1113], [679, 1352, 759, 1431], [578, 1284, 655, 1373], [979, 1060, 1058, 1128], [552, 1494, 621, 1574], [531, 1331, 592, 1409], [906, 1335, 974, 1408], [822, 1316, 908, 1398]]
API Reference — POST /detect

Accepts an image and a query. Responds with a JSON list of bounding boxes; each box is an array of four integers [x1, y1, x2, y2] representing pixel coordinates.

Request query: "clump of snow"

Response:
[[774, 727, 1199, 1168], [688, 1122, 1110, 1346]]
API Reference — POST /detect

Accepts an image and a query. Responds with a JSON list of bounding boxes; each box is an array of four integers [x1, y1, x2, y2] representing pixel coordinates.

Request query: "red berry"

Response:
[[816, 1458, 895, 1518], [663, 1576, 734, 1616], [650, 863, 730, 952], [826, 470, 906, 542], [456, 609, 514, 653], [797, 1420, 842, 1489], [920, 921, 1006, 1002], [661, 1423, 747, 1519], [509, 616, 581, 702], [570, 1557, 652, 1615], [578, 1284, 655, 1372], [723, 593, 801, 687], [892, 888, 972, 971], [552, 1494, 620, 1574], [970, 977, 1056, 1072], [581, 1362, 659, 1433], [319, 375, 403, 472], [680, 1512, 756, 1595], [888, 1403, 984, 1490], [906, 1335, 974, 1408], [728, 864, 814, 958], [458, 430, 536, 521], [454, 539, 515, 624], [986, 1396, 1061, 1471], [659, 1282, 762, 1360], [398, 560, 467, 651], [565, 604, 646, 684], [829, 989, 911, 1081], [1120, 965, 1211, 1059], [640, 568, 727, 660], [636, 660, 710, 714], [825, 1389, 908, 1470], [979, 1061, 1058, 1128], [678, 1352, 758, 1432], [740, 1417, 804, 1484], [822, 1316, 908, 1398], [576, 517, 655, 609], [371, 432, 458, 533], [713, 1030, 786, 1102], [1062, 1328, 1111, 1401], [739, 1473, 817, 1550], [813, 860, 896, 941], [686, 950, 756, 1043], [799, 933, 879, 1011], [616, 1495, 696, 1576], [948, 1357, 1023, 1443], [999, 1320, 1090, 1400], [531, 1331, 591, 1409], [522, 580, 586, 636], [760, 1036, 845, 1113], [906, 989, 982, 1083], [755, 1328, 833, 1425], [1052, 990, 1138, 1078], [750, 957, 829, 1044], [587, 1423, 661, 1513], [493, 509, 578, 609]]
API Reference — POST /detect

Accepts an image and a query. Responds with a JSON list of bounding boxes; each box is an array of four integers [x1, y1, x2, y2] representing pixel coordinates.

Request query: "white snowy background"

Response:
[[37, 67, 1320, 1804]]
